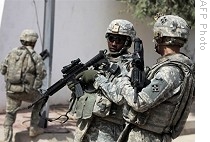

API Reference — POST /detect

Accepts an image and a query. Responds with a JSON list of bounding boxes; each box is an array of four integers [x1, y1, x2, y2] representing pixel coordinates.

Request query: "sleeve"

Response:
[[122, 66, 183, 112], [0, 53, 10, 75], [33, 54, 47, 89], [93, 60, 132, 105], [93, 74, 130, 105]]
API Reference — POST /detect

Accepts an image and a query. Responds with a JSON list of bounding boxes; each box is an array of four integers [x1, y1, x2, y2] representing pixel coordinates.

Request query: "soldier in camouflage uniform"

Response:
[[68, 19, 136, 142], [0, 29, 47, 142], [77, 15, 195, 142]]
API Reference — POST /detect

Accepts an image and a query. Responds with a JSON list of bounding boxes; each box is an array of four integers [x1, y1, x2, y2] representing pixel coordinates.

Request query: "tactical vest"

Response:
[[95, 55, 132, 124], [73, 54, 132, 125], [123, 60, 195, 139]]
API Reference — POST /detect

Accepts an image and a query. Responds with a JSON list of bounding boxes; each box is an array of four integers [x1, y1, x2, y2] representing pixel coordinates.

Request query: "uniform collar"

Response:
[[156, 53, 188, 63]]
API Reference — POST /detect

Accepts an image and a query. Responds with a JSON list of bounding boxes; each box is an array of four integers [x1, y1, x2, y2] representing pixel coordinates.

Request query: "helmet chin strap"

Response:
[[109, 46, 129, 57], [154, 43, 162, 55]]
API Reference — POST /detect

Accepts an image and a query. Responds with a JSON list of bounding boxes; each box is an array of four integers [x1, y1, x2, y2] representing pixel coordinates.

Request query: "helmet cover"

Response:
[[20, 29, 38, 42], [153, 15, 190, 39], [106, 19, 136, 41]]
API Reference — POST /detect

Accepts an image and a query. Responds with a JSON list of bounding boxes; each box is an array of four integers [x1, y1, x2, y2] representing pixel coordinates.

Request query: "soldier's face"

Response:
[[107, 34, 126, 53]]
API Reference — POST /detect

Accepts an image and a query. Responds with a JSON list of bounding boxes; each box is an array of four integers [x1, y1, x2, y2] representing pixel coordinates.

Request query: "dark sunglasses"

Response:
[[107, 35, 126, 44]]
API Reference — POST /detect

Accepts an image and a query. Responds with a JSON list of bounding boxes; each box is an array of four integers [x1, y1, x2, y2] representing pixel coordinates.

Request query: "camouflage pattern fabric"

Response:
[[127, 127, 164, 142], [94, 53, 194, 142], [106, 19, 136, 41], [73, 19, 136, 142], [73, 118, 93, 142], [1, 46, 46, 142], [73, 54, 133, 142], [153, 15, 190, 39], [94, 54, 132, 105], [4, 91, 44, 142], [20, 29, 38, 42], [83, 118, 124, 142], [1, 46, 46, 91]]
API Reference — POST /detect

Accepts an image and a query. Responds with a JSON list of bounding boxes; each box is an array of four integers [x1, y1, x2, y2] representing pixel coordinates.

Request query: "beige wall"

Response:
[[0, 0, 195, 113]]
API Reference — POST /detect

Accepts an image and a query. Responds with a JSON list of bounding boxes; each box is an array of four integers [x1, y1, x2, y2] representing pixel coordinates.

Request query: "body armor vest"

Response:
[[74, 54, 132, 124], [123, 55, 195, 139], [98, 54, 132, 124]]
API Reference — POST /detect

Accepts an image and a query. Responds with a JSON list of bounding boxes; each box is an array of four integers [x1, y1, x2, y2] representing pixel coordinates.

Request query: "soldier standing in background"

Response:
[[0, 29, 47, 142]]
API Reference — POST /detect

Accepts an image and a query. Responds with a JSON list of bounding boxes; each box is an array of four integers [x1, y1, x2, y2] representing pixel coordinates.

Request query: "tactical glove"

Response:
[[76, 70, 98, 84], [67, 81, 75, 91]]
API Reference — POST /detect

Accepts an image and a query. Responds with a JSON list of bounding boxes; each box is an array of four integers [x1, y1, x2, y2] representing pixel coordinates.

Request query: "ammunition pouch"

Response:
[[7, 84, 25, 93], [75, 91, 97, 119], [123, 104, 150, 126], [92, 93, 112, 117]]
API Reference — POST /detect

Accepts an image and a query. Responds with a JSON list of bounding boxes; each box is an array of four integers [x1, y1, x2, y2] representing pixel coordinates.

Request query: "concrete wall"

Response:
[[0, 0, 195, 113]]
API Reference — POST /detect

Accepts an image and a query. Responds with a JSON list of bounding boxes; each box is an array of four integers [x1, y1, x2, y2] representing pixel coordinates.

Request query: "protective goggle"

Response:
[[107, 35, 126, 44]]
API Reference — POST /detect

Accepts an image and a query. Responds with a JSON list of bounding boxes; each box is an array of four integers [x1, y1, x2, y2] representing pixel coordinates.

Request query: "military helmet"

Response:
[[20, 29, 38, 42], [105, 19, 136, 41], [153, 15, 190, 46]]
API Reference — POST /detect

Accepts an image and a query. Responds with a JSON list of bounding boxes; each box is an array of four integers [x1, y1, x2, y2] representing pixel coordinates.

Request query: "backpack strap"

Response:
[[24, 46, 36, 66], [22, 46, 37, 81]]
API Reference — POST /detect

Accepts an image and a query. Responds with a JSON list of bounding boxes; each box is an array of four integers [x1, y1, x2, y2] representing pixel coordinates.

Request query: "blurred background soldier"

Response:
[[68, 19, 136, 142], [0, 29, 47, 141], [75, 15, 194, 142]]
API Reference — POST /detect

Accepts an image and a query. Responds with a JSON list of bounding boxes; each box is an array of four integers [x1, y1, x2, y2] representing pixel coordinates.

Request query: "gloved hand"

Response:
[[67, 81, 75, 91], [76, 70, 98, 84]]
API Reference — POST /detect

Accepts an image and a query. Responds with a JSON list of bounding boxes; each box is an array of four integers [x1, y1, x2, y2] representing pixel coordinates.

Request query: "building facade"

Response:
[[0, 0, 195, 113]]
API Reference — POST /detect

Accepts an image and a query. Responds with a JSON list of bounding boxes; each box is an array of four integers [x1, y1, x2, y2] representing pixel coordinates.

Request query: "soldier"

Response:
[[76, 15, 195, 142], [68, 19, 136, 142], [0, 29, 47, 141]]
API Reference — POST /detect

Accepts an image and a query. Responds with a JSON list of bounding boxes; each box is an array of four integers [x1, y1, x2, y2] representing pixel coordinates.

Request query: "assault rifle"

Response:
[[117, 38, 146, 142], [28, 50, 107, 114], [131, 37, 145, 103]]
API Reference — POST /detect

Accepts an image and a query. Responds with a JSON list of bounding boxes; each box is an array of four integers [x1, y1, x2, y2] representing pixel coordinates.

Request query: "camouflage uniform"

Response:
[[0, 29, 46, 142], [93, 15, 194, 142], [71, 19, 136, 142], [83, 54, 133, 142]]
